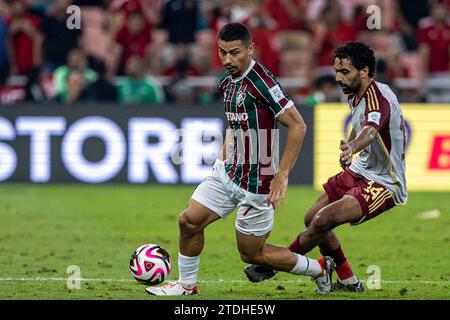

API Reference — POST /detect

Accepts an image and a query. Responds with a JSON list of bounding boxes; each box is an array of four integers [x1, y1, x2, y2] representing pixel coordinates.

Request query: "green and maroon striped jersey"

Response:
[[219, 60, 294, 194]]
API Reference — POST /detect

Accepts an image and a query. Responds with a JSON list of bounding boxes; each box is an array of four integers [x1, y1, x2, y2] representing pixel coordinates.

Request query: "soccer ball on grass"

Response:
[[129, 244, 171, 285]]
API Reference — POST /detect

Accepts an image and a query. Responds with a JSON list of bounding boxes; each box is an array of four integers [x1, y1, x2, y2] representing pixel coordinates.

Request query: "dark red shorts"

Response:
[[323, 167, 396, 225]]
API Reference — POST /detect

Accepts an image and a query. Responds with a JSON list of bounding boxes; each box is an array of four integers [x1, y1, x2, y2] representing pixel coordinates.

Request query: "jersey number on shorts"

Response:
[[362, 180, 384, 202]]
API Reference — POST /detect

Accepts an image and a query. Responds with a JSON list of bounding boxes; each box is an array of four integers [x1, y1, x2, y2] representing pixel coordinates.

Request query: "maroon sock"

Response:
[[288, 235, 308, 255], [336, 260, 355, 280], [320, 245, 346, 267]]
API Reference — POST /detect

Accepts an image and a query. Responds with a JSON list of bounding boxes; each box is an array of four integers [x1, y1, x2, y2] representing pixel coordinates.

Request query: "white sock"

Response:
[[178, 253, 199, 287], [339, 275, 359, 285], [289, 253, 323, 277]]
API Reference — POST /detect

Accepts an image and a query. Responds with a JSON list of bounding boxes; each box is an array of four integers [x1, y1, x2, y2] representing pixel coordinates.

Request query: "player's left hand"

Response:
[[268, 173, 288, 210], [339, 139, 353, 166]]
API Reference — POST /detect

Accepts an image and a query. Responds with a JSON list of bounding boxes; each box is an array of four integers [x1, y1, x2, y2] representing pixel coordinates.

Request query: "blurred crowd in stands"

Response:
[[0, 0, 449, 106]]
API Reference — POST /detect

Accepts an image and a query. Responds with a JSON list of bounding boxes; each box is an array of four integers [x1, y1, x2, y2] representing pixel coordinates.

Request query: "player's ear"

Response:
[[360, 66, 369, 79], [248, 42, 255, 56]]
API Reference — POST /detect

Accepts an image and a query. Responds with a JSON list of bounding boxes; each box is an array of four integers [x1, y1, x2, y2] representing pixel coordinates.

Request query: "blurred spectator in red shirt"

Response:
[[109, 0, 161, 33], [262, 0, 308, 31], [108, 0, 160, 74], [6, 0, 42, 75], [250, 12, 282, 76], [114, 10, 152, 75], [417, 1, 450, 76], [311, 2, 357, 70], [110, 0, 162, 19]]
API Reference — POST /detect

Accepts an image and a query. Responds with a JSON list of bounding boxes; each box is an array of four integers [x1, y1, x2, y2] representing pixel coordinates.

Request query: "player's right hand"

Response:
[[339, 157, 348, 169], [339, 139, 352, 167], [339, 140, 349, 168], [268, 173, 288, 210]]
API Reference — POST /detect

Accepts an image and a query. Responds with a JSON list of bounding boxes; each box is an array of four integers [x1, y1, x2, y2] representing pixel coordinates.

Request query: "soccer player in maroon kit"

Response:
[[245, 41, 408, 292]]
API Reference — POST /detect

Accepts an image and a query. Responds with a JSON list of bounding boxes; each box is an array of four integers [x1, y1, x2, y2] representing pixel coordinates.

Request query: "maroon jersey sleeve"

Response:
[[363, 86, 390, 131]]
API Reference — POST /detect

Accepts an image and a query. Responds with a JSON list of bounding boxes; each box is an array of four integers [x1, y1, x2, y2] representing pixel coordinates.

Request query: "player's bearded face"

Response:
[[340, 76, 361, 95], [333, 58, 361, 95], [218, 40, 254, 78]]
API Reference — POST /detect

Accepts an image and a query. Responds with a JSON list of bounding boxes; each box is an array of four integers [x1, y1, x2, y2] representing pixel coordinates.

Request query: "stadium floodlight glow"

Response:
[[180, 118, 223, 183], [0, 117, 17, 181], [16, 116, 66, 183], [128, 118, 179, 184], [61, 116, 126, 183]]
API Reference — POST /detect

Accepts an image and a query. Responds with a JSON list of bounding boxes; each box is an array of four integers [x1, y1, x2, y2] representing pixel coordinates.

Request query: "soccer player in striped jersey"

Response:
[[146, 23, 336, 296], [245, 42, 408, 292]]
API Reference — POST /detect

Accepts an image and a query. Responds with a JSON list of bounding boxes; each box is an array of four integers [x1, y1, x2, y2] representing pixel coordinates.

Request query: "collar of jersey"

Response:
[[352, 79, 376, 109], [231, 59, 255, 83]]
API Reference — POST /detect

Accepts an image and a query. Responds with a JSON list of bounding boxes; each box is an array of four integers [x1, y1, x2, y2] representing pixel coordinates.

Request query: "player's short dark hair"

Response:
[[334, 42, 376, 78], [218, 23, 252, 44]]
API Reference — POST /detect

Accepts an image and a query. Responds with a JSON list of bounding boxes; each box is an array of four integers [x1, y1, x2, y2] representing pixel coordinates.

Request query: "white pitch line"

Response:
[[0, 277, 448, 285], [0, 277, 133, 282]]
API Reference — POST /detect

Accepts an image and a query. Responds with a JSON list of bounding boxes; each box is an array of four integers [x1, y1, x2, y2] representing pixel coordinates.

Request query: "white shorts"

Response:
[[191, 159, 274, 237]]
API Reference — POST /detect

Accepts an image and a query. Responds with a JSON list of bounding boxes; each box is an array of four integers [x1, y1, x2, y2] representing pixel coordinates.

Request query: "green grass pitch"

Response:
[[0, 184, 448, 300]]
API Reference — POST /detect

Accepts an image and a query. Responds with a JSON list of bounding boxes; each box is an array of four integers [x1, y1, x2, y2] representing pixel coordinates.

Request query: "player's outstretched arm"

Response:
[[269, 106, 306, 210], [340, 125, 377, 166]]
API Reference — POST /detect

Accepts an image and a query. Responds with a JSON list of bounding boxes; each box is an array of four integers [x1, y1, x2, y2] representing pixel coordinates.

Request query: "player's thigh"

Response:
[[183, 171, 236, 231], [304, 192, 330, 226], [181, 198, 222, 231], [190, 165, 237, 220], [314, 195, 363, 228]]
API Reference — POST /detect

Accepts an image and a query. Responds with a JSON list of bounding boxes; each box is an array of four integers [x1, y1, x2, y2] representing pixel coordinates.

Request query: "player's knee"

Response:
[[178, 211, 202, 237], [310, 209, 334, 233], [304, 209, 315, 227]]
